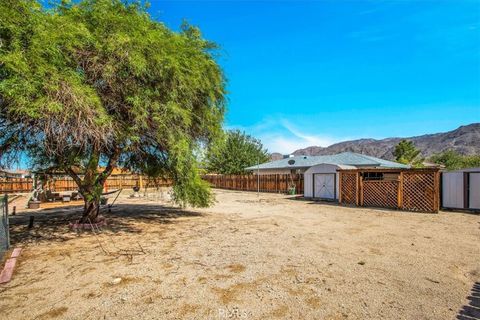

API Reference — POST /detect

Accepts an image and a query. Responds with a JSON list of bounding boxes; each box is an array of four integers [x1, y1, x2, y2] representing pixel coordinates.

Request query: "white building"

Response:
[[246, 152, 408, 201], [442, 167, 480, 210]]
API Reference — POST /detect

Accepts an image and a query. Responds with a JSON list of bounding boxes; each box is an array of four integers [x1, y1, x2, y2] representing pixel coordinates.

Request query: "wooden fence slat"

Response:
[[202, 174, 304, 194], [0, 175, 172, 194], [2, 173, 305, 195]]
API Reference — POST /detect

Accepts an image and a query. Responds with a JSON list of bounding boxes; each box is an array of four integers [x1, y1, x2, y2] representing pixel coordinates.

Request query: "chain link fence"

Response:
[[0, 195, 9, 259]]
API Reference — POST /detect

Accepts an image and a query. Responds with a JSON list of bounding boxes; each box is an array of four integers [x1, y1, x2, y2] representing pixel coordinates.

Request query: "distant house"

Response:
[[246, 152, 408, 201], [246, 152, 408, 175], [0, 169, 31, 178]]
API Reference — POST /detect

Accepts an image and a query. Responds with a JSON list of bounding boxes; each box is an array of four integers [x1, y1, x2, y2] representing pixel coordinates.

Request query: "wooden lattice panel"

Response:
[[402, 172, 436, 212], [341, 173, 357, 205], [362, 180, 399, 209]]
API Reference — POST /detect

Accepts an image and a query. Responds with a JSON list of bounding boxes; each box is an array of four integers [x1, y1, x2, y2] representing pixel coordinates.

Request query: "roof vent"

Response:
[[288, 159, 295, 165]]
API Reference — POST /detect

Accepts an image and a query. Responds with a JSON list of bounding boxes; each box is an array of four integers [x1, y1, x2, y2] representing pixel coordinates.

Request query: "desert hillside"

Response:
[[288, 123, 480, 160]]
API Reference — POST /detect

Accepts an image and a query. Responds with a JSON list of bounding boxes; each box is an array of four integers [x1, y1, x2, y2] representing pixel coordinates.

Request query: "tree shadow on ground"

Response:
[[8, 203, 204, 246], [457, 282, 480, 320]]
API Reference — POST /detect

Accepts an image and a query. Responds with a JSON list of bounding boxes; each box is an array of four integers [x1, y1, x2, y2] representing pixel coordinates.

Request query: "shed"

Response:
[[304, 164, 356, 200], [442, 167, 480, 210], [338, 168, 441, 213]]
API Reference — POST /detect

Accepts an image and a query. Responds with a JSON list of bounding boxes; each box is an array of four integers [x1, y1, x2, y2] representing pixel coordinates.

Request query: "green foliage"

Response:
[[429, 150, 480, 170], [393, 140, 423, 167], [205, 130, 269, 174], [0, 0, 226, 213], [169, 137, 213, 207]]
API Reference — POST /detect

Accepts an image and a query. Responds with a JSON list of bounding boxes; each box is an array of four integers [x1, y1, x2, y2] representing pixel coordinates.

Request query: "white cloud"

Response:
[[227, 116, 345, 154], [279, 119, 337, 148]]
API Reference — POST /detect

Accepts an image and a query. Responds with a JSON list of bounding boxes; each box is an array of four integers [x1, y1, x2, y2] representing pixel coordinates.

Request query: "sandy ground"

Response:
[[0, 189, 479, 320]]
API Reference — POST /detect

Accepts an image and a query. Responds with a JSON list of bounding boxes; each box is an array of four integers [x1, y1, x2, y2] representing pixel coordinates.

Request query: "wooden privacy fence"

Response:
[[202, 174, 304, 194], [104, 176, 171, 191], [339, 169, 440, 213], [0, 178, 34, 193], [0, 175, 171, 194]]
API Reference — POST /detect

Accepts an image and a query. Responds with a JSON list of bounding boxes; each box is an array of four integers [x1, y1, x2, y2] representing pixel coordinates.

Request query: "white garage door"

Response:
[[314, 174, 335, 200], [469, 173, 480, 209]]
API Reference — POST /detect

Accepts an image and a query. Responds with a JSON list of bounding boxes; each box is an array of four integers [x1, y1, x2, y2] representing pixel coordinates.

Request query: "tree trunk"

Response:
[[65, 147, 122, 223], [81, 197, 100, 223]]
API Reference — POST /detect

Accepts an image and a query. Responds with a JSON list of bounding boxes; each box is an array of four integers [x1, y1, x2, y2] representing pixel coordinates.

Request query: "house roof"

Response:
[[448, 167, 480, 173], [0, 169, 30, 174], [245, 152, 409, 170]]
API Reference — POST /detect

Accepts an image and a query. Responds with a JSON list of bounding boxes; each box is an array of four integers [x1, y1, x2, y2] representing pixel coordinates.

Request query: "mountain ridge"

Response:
[[276, 123, 480, 160]]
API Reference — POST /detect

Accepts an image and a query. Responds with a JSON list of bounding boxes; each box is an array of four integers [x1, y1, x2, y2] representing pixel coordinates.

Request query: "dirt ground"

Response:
[[0, 189, 479, 320]]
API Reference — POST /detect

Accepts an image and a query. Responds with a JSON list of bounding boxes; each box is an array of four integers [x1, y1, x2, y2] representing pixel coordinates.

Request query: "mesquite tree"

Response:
[[0, 0, 226, 221]]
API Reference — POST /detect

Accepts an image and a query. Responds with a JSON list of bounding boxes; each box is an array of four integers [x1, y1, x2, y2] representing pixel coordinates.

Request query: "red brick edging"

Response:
[[0, 248, 22, 284]]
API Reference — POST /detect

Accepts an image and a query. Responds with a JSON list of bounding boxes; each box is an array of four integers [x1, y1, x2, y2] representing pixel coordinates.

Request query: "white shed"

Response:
[[304, 164, 356, 200], [442, 167, 480, 210]]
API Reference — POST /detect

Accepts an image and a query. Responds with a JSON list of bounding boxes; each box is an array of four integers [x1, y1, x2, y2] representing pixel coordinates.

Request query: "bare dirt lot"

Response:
[[1, 189, 479, 319]]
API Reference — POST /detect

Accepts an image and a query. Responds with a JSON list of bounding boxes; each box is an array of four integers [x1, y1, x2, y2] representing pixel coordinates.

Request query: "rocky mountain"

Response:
[[291, 123, 480, 160]]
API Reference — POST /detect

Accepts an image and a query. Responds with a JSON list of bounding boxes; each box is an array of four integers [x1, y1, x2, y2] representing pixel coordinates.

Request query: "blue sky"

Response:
[[150, 0, 480, 153]]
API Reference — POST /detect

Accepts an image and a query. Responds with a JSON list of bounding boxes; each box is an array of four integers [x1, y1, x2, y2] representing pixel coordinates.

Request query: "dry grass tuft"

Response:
[[226, 264, 246, 273], [305, 296, 322, 309], [212, 281, 260, 304], [37, 306, 68, 319], [270, 305, 289, 317]]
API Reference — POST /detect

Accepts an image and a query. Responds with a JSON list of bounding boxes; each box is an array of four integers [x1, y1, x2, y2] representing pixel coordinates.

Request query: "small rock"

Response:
[[358, 261, 365, 266], [111, 278, 122, 285]]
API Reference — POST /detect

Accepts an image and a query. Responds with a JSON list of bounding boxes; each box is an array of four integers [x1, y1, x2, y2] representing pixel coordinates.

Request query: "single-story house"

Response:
[[246, 152, 408, 201]]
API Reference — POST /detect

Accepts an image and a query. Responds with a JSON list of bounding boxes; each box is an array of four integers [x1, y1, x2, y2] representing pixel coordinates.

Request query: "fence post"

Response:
[[257, 173, 259, 195], [359, 175, 364, 206], [355, 172, 360, 206], [338, 172, 343, 203], [5, 194, 9, 249], [434, 171, 440, 212], [398, 172, 404, 209]]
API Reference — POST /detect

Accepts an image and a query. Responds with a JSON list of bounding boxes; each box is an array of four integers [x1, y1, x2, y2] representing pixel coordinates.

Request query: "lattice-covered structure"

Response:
[[338, 168, 440, 213]]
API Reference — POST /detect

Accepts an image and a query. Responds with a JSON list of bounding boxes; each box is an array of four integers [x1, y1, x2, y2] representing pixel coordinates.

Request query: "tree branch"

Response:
[[97, 147, 122, 186], [64, 166, 83, 190]]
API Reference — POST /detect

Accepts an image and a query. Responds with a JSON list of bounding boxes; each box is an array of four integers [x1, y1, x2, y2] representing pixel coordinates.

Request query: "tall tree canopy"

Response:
[[205, 130, 269, 174], [0, 0, 226, 221], [430, 150, 480, 170], [393, 140, 423, 167]]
